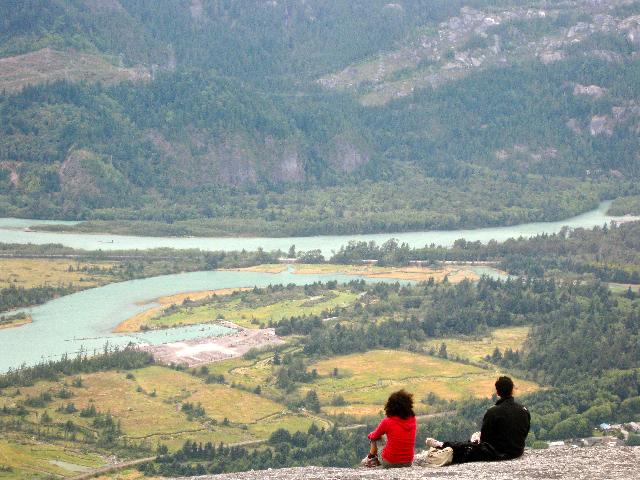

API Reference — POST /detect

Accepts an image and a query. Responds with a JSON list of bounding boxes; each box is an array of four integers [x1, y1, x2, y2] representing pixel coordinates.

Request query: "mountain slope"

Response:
[[1, 1, 639, 233]]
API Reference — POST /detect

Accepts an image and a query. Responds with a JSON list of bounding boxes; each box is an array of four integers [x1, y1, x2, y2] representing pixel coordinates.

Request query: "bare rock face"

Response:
[[174, 446, 640, 480], [573, 84, 606, 98], [329, 138, 370, 173]]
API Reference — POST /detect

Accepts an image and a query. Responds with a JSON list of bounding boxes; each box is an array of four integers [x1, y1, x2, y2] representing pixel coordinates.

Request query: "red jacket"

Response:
[[368, 416, 416, 464]]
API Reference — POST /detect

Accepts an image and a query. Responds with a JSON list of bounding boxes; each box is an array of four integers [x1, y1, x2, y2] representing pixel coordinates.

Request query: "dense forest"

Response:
[[330, 221, 640, 283], [1, 1, 640, 233]]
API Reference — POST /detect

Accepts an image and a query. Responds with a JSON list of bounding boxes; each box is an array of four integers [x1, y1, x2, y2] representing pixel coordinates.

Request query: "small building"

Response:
[[360, 259, 379, 265], [548, 441, 566, 448], [277, 257, 298, 264]]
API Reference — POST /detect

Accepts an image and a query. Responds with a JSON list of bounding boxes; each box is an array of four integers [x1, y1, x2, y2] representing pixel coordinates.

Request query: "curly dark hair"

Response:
[[384, 389, 415, 419]]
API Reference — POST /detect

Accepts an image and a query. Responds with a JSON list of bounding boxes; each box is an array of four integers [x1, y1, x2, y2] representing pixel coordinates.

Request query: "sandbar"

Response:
[[0, 314, 32, 330], [291, 264, 479, 283]]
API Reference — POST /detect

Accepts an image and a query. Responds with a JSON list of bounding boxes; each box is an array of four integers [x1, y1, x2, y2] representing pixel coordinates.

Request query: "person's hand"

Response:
[[470, 431, 481, 443]]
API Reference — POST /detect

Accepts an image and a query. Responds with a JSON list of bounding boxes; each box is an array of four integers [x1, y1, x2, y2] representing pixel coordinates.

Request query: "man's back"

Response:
[[481, 397, 530, 459]]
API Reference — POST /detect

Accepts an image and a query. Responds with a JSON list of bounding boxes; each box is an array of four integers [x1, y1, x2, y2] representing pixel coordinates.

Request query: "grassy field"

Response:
[[0, 258, 115, 289], [0, 365, 317, 455], [608, 282, 640, 295], [117, 289, 358, 332], [0, 438, 105, 479], [305, 349, 540, 417], [114, 288, 248, 332], [423, 326, 531, 363]]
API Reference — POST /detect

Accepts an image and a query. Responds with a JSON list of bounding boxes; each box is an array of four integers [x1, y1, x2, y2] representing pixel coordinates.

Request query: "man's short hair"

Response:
[[495, 376, 514, 398]]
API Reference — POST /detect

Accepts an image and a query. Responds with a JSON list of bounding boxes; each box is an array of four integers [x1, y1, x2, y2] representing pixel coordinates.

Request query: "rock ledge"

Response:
[[177, 446, 640, 480]]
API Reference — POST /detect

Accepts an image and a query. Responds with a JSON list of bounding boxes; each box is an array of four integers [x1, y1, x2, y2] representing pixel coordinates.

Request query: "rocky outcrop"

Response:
[[319, 1, 640, 105], [174, 446, 640, 480], [328, 138, 370, 173]]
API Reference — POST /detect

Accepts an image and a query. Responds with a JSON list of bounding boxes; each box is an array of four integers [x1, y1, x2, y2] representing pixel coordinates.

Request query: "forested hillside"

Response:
[[1, 0, 640, 234]]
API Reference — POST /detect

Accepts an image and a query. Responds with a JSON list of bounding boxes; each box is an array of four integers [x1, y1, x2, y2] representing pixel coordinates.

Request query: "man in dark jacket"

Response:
[[426, 376, 530, 464]]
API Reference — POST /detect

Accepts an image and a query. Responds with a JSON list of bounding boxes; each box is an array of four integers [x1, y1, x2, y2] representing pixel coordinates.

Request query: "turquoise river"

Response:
[[0, 200, 636, 372]]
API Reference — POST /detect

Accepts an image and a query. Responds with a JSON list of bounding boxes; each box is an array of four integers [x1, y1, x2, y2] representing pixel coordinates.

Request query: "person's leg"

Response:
[[361, 440, 381, 467], [442, 441, 501, 464], [369, 440, 379, 457]]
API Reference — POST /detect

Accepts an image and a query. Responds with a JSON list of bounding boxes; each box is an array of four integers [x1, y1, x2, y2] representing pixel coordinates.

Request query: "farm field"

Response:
[[306, 349, 540, 417], [0, 258, 115, 289], [423, 326, 531, 363], [117, 289, 358, 332]]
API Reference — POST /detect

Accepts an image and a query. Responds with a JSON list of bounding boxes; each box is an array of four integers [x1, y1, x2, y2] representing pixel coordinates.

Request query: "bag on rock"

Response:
[[413, 447, 453, 468]]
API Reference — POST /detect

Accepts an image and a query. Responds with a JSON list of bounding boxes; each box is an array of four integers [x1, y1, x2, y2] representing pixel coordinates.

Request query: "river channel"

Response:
[[0, 200, 634, 372], [0, 200, 624, 257], [0, 269, 397, 372]]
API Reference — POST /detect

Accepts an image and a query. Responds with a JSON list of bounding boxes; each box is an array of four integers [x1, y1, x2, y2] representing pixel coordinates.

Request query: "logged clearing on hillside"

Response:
[[0, 48, 149, 92], [0, 258, 115, 288], [307, 349, 539, 417]]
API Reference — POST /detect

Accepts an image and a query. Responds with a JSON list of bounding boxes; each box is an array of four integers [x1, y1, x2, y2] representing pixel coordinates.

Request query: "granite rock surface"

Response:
[[175, 446, 640, 480]]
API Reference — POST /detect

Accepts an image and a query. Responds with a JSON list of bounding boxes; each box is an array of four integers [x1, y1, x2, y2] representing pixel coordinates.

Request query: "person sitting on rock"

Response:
[[426, 376, 530, 465], [362, 389, 417, 468]]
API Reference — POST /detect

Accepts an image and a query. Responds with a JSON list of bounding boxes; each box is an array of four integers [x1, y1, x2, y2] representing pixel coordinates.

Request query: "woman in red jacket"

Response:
[[363, 389, 416, 468]]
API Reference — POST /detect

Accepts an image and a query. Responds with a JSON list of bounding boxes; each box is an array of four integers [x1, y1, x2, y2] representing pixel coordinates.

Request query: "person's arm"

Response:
[[368, 418, 389, 441], [480, 409, 495, 443]]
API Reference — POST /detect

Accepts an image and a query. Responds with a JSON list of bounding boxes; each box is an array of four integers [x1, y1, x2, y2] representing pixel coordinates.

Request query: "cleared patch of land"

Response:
[[0, 258, 115, 289], [306, 349, 539, 417], [0, 438, 105, 479], [115, 288, 249, 332], [141, 325, 285, 367], [608, 282, 640, 295], [292, 264, 479, 283], [0, 48, 149, 92], [423, 326, 531, 363]]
